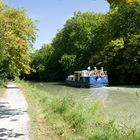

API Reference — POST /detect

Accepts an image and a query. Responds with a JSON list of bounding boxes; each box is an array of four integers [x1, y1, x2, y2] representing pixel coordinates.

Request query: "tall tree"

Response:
[[95, 1, 140, 84], [52, 12, 105, 73], [0, 1, 36, 79], [28, 12, 106, 81]]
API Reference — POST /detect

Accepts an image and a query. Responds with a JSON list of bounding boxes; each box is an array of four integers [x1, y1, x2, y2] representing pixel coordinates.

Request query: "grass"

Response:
[[0, 87, 6, 96], [17, 80, 140, 140], [0, 80, 7, 96]]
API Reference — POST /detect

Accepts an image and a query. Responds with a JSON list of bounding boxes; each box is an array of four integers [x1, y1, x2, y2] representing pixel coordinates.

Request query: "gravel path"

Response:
[[0, 83, 29, 140]]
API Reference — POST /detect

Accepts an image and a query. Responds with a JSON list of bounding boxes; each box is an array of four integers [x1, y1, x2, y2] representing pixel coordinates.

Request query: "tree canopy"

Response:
[[92, 0, 140, 84], [27, 12, 106, 81], [107, 0, 138, 8], [23, 0, 140, 84], [0, 1, 36, 79], [107, 0, 134, 5], [1, 0, 140, 84]]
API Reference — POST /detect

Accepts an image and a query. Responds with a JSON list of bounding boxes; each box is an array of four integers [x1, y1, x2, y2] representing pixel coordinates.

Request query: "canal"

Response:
[[31, 82, 140, 127]]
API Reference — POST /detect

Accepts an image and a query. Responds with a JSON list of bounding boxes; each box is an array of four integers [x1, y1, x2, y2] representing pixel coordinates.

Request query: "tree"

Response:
[[94, 1, 140, 84], [28, 12, 106, 81], [27, 1, 140, 84], [52, 12, 105, 74], [28, 44, 54, 81], [0, 1, 36, 79], [107, 0, 134, 5]]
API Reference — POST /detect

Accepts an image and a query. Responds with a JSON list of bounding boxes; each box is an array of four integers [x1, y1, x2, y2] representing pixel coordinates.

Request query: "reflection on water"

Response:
[[31, 82, 140, 127], [33, 82, 109, 99], [90, 88, 108, 99]]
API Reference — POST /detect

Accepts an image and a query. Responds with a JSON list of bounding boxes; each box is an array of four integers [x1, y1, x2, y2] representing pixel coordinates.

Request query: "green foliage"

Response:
[[26, 0, 140, 84], [28, 44, 54, 81], [28, 43, 64, 81], [29, 12, 106, 81], [0, 1, 36, 79], [95, 1, 140, 84], [59, 54, 76, 72], [107, 0, 135, 8], [54, 12, 105, 71]]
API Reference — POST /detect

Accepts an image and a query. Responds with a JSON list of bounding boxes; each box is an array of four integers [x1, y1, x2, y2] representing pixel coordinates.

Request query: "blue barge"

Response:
[[66, 67, 109, 88]]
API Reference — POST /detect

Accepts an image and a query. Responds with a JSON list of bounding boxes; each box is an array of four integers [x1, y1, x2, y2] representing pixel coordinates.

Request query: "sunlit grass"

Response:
[[0, 80, 6, 96], [0, 88, 6, 96], [17, 80, 140, 140]]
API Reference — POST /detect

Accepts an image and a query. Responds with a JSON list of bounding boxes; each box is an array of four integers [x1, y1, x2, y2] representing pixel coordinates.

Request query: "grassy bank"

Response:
[[0, 80, 7, 96], [0, 87, 6, 96], [17, 80, 140, 140]]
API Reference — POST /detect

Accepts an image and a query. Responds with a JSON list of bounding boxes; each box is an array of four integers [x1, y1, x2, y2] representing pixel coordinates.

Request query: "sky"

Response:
[[3, 0, 110, 50]]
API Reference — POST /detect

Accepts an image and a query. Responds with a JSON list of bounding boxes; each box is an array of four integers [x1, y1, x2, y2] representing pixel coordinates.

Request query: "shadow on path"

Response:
[[0, 84, 29, 140], [0, 102, 23, 119], [0, 128, 24, 139], [0, 102, 26, 139]]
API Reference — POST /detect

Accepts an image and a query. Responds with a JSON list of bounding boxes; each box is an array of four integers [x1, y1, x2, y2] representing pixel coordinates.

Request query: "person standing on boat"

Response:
[[87, 66, 91, 71], [99, 67, 105, 77], [94, 67, 97, 75], [87, 66, 91, 76]]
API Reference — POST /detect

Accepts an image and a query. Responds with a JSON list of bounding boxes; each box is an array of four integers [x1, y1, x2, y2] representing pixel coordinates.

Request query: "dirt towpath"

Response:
[[0, 83, 29, 140]]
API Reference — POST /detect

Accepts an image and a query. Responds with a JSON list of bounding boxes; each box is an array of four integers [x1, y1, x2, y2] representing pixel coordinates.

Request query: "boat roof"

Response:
[[74, 70, 88, 73]]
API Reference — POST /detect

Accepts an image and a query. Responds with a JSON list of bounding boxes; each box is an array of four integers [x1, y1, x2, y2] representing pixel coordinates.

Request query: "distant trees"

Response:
[[0, 1, 36, 79], [53, 12, 105, 72], [27, 0, 140, 84], [28, 44, 54, 81], [27, 12, 106, 81]]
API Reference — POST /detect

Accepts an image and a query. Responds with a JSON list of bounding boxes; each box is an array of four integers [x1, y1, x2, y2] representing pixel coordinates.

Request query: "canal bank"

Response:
[[31, 82, 140, 128], [18, 80, 140, 140]]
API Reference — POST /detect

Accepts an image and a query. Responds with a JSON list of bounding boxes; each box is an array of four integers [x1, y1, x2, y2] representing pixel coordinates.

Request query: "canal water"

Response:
[[31, 82, 140, 127]]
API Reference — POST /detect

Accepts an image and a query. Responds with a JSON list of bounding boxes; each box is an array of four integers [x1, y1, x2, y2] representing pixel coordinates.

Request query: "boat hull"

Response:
[[66, 75, 108, 88]]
